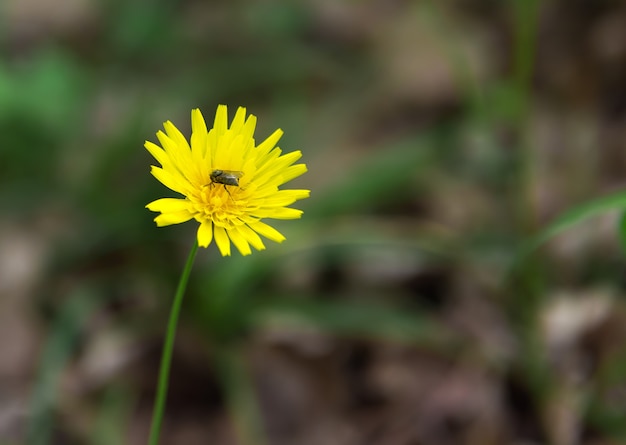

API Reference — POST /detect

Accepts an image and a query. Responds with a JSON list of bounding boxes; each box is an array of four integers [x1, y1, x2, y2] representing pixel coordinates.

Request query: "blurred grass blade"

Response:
[[619, 211, 626, 255], [93, 385, 135, 445], [518, 190, 626, 261], [214, 346, 267, 445], [253, 298, 455, 347], [306, 131, 446, 219], [27, 289, 101, 445]]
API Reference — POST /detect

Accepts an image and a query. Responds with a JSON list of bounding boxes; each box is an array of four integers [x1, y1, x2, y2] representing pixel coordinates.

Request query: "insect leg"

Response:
[[222, 184, 236, 202]]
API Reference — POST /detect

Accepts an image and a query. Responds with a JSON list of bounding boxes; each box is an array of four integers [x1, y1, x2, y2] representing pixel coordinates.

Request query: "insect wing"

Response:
[[219, 170, 244, 186], [210, 169, 244, 187], [220, 170, 244, 179]]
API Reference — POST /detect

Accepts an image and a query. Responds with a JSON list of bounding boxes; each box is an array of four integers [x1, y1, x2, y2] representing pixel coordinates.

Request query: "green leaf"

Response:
[[518, 189, 626, 262]]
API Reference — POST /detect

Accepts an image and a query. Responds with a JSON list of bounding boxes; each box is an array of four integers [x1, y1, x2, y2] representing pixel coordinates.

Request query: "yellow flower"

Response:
[[146, 105, 309, 256]]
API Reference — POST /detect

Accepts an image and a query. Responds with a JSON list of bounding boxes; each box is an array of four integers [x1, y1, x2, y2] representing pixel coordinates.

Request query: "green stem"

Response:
[[148, 240, 199, 445], [513, 0, 539, 235]]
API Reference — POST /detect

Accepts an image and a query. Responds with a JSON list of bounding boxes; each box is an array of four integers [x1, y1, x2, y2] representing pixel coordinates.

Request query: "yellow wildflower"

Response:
[[146, 105, 309, 256]]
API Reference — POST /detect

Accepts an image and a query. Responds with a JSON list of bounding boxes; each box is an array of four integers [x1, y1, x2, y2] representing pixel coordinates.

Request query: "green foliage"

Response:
[[8, 0, 626, 443], [28, 289, 103, 445], [520, 190, 626, 261]]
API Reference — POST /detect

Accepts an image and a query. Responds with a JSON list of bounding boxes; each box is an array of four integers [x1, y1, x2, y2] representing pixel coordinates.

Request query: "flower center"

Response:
[[191, 184, 245, 226]]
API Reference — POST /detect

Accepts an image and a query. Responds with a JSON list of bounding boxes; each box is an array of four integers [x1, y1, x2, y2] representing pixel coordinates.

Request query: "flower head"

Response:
[[146, 105, 309, 256]]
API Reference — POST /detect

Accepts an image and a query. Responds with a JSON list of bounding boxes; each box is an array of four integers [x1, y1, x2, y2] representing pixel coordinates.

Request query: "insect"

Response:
[[207, 169, 244, 197]]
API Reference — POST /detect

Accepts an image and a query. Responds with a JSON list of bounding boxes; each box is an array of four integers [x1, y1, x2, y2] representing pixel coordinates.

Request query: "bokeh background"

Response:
[[3, 1, 626, 444]]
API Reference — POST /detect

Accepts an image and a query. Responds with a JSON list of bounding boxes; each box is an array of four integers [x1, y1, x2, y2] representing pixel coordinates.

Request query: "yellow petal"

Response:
[[214, 225, 231, 256], [258, 207, 303, 220], [191, 108, 208, 161], [156, 130, 200, 183], [256, 128, 283, 157], [268, 151, 303, 174], [197, 221, 213, 247], [252, 163, 283, 189], [241, 114, 257, 141], [230, 107, 247, 133], [145, 141, 170, 167], [257, 190, 310, 207], [150, 166, 191, 195], [280, 163, 308, 184], [248, 221, 286, 243], [228, 227, 252, 256], [214, 105, 228, 137], [253, 151, 301, 185], [255, 148, 282, 175], [163, 120, 191, 153], [236, 224, 266, 251], [146, 198, 191, 212], [154, 211, 194, 226]]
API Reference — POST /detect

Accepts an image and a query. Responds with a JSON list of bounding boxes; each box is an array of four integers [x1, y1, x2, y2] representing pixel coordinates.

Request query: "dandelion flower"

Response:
[[146, 105, 309, 256]]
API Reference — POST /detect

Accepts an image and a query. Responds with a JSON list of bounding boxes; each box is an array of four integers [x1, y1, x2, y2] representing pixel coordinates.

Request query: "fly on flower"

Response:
[[145, 105, 310, 256], [205, 169, 244, 200], [208, 169, 244, 188]]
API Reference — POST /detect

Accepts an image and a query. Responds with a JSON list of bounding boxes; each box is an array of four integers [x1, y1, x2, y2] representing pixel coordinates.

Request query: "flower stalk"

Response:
[[148, 240, 199, 445], [145, 105, 308, 443]]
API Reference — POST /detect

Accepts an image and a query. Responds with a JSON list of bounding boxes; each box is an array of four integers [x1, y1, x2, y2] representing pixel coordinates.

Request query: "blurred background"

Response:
[[2, 0, 626, 444]]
